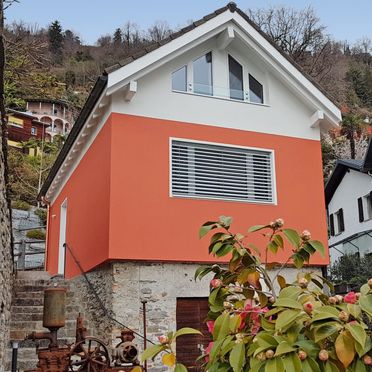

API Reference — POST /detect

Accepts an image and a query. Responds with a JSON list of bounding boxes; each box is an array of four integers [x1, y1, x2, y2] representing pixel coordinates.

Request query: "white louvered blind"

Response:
[[171, 140, 275, 203]]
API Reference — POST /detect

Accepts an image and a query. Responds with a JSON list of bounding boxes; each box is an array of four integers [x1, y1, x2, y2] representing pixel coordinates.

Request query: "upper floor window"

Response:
[[358, 192, 372, 222], [193, 52, 213, 96], [249, 74, 264, 104], [171, 139, 275, 204], [172, 66, 187, 92], [31, 126, 37, 135], [228, 55, 244, 101], [329, 208, 344, 236]]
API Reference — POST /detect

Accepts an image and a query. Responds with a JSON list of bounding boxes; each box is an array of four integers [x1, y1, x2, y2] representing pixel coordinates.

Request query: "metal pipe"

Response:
[[11, 341, 18, 372], [141, 300, 147, 372]]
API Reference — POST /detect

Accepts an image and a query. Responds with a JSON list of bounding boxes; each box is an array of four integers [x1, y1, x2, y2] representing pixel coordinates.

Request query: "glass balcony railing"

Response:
[[174, 83, 265, 105]]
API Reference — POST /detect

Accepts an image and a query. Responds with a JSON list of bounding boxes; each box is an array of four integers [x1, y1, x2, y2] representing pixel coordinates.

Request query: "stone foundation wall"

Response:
[[0, 145, 13, 370]]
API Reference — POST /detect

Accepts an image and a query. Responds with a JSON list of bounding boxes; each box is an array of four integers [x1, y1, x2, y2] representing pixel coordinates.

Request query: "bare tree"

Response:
[[147, 20, 172, 42], [247, 6, 326, 62]]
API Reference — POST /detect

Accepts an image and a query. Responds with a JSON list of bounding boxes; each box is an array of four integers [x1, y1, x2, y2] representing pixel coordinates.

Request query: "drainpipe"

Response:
[[11, 341, 19, 372], [141, 300, 147, 372]]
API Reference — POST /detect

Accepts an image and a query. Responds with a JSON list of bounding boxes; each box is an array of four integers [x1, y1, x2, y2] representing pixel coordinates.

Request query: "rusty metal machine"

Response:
[[26, 287, 142, 372]]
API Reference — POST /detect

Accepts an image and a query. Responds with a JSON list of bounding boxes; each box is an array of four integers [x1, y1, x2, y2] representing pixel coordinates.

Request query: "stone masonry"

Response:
[[0, 139, 13, 369]]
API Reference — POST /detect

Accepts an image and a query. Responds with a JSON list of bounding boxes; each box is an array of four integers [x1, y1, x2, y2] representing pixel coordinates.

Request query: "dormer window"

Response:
[[171, 51, 266, 105], [249, 74, 264, 104], [228, 55, 244, 101], [193, 52, 213, 95], [172, 66, 187, 92]]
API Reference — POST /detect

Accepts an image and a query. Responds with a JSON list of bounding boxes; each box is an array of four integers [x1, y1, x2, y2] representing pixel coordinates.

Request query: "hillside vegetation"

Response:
[[5, 5, 372, 204]]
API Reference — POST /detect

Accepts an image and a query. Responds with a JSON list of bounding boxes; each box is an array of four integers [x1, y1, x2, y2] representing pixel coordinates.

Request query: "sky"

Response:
[[5, 0, 372, 45]]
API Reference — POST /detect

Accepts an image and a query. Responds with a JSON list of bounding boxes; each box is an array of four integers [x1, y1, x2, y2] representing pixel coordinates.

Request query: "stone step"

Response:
[[11, 312, 43, 322], [16, 270, 51, 281], [12, 298, 43, 306], [12, 291, 44, 300], [11, 305, 44, 314]]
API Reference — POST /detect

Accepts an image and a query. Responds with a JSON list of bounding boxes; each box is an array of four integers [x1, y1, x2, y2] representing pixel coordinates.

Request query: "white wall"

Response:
[[328, 170, 372, 262], [111, 36, 319, 141]]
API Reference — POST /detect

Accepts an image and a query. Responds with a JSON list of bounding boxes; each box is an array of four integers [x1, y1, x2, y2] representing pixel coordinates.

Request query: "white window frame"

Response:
[[58, 198, 68, 276], [171, 49, 268, 106], [363, 193, 372, 221], [31, 126, 37, 135], [169, 137, 277, 205]]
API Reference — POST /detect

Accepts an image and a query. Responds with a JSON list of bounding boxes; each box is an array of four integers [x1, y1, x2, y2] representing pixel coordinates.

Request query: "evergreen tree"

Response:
[[48, 20, 63, 62], [113, 28, 122, 45]]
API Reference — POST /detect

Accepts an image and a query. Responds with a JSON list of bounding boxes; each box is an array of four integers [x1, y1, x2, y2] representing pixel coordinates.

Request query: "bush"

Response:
[[143, 217, 372, 371], [35, 208, 47, 226], [26, 229, 46, 240], [11, 200, 31, 211]]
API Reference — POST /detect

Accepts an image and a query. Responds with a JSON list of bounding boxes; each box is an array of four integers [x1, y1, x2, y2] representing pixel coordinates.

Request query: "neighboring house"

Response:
[[7, 109, 50, 155], [325, 142, 372, 264], [26, 98, 75, 140], [39, 3, 341, 366]]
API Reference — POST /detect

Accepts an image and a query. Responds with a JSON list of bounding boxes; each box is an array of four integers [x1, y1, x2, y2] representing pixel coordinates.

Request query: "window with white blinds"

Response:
[[171, 139, 275, 203]]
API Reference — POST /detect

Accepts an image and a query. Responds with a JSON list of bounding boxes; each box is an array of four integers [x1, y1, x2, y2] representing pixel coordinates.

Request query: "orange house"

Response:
[[39, 2, 341, 364]]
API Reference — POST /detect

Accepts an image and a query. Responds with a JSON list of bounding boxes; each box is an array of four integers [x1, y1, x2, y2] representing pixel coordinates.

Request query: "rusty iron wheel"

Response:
[[69, 337, 110, 372]]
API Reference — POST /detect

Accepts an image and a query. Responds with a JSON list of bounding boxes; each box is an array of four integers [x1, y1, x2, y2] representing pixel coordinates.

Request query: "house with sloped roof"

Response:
[[325, 141, 372, 264], [38, 2, 341, 366]]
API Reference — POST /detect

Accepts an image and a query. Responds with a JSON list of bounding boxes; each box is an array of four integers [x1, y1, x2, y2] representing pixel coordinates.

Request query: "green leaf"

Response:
[[302, 358, 321, 372], [174, 327, 202, 339], [360, 283, 370, 295], [267, 241, 278, 254], [335, 331, 355, 368], [308, 240, 325, 257], [229, 343, 245, 372], [273, 234, 284, 248], [312, 306, 340, 322], [292, 253, 304, 269], [141, 344, 165, 362], [265, 357, 284, 372], [313, 324, 339, 343], [293, 340, 319, 358], [283, 229, 301, 248], [219, 215, 232, 228], [275, 309, 301, 331], [324, 361, 341, 372], [194, 266, 213, 281], [282, 353, 302, 372], [199, 223, 216, 238], [275, 341, 296, 356], [273, 298, 303, 310], [174, 363, 188, 372], [359, 294, 372, 317], [248, 224, 267, 233], [213, 313, 231, 340], [278, 286, 302, 300], [229, 315, 242, 333], [345, 322, 366, 349]]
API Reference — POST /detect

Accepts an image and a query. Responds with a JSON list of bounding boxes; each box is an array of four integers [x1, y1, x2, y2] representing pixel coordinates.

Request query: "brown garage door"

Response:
[[176, 297, 212, 370]]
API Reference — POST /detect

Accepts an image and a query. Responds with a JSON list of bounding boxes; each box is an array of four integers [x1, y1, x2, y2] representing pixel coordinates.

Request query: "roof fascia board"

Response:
[[107, 11, 233, 94], [44, 88, 110, 203], [230, 12, 341, 125], [106, 9, 340, 126]]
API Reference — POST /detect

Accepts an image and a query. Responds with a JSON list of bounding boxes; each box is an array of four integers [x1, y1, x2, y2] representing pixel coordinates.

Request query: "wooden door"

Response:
[[176, 297, 211, 370]]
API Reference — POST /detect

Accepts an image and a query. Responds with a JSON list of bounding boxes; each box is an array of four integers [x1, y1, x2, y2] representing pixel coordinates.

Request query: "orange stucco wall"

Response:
[[46, 117, 112, 277], [108, 113, 329, 265], [46, 113, 329, 278]]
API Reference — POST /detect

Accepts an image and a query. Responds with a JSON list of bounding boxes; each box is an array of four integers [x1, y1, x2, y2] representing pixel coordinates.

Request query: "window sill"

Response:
[[170, 193, 276, 206], [172, 90, 270, 107]]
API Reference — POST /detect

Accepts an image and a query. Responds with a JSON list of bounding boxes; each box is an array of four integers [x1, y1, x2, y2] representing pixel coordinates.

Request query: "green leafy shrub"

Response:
[[26, 229, 46, 240], [143, 217, 372, 371], [35, 208, 47, 226], [11, 200, 31, 211]]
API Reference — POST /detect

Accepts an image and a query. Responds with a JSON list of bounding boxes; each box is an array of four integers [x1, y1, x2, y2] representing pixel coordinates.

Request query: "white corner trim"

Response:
[[217, 26, 235, 50], [45, 92, 111, 204], [124, 81, 137, 102], [310, 110, 325, 128]]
